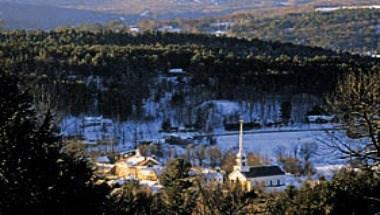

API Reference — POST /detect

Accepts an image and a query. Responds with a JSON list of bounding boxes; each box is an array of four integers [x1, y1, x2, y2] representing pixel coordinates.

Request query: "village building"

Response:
[[190, 167, 224, 186], [228, 120, 286, 191], [95, 155, 114, 175], [168, 68, 186, 75], [113, 150, 162, 182], [202, 168, 224, 185], [157, 25, 182, 33], [96, 163, 114, 176]]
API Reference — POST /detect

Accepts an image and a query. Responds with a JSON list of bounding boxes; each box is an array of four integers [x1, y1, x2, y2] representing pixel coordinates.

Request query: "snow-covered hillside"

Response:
[[59, 73, 362, 176]]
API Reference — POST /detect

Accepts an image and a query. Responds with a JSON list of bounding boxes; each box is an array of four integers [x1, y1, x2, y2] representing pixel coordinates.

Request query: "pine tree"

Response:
[[280, 101, 292, 125], [196, 183, 258, 215], [107, 183, 156, 215], [159, 158, 197, 215], [0, 71, 110, 215]]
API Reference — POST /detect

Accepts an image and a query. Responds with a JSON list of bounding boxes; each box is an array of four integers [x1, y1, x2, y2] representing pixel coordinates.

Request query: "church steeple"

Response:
[[238, 120, 244, 158], [234, 120, 249, 172]]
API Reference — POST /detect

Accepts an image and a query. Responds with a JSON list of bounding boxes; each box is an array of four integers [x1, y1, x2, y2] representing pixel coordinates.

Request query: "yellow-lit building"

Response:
[[113, 150, 162, 182]]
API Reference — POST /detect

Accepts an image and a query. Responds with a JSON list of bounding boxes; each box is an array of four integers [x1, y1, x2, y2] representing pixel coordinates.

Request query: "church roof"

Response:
[[136, 158, 161, 167], [242, 166, 285, 178]]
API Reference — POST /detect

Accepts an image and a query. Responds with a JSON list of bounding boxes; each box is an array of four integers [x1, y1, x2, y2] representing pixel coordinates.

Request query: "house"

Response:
[[214, 30, 227, 37], [158, 25, 182, 33], [96, 163, 114, 175], [168, 68, 186, 75], [113, 150, 162, 182], [129, 26, 140, 33], [202, 168, 224, 185], [306, 115, 336, 124], [228, 120, 286, 191], [191, 167, 224, 186]]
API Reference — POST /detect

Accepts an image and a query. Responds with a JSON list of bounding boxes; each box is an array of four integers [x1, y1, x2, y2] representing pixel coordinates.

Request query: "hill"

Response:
[[149, 7, 380, 54], [0, 2, 137, 29], [0, 29, 378, 121], [229, 8, 380, 54], [1, 0, 379, 29]]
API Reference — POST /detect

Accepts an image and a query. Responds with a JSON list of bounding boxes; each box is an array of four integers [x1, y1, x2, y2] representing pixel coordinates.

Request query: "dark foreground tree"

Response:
[[196, 182, 259, 215], [159, 158, 197, 215], [265, 169, 380, 215], [0, 71, 110, 215], [107, 183, 160, 215]]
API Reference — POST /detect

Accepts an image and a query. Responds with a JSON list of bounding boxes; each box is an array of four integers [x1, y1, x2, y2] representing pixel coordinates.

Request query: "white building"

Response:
[[228, 120, 286, 191], [158, 25, 182, 33], [191, 167, 224, 185], [129, 26, 140, 33], [202, 168, 224, 185], [114, 149, 162, 182], [168, 68, 186, 75]]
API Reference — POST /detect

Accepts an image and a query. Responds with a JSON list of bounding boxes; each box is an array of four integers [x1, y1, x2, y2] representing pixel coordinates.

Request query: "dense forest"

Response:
[[0, 29, 378, 120]]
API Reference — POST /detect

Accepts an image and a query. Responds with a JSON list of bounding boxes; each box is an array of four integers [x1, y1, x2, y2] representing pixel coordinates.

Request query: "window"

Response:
[[277, 180, 281, 186], [269, 180, 273, 186]]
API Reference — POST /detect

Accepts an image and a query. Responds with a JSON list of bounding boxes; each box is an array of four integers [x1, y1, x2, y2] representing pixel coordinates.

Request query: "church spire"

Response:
[[238, 119, 244, 156], [234, 119, 248, 172]]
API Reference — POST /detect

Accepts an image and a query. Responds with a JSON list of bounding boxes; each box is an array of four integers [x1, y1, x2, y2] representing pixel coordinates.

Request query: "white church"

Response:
[[228, 120, 286, 191]]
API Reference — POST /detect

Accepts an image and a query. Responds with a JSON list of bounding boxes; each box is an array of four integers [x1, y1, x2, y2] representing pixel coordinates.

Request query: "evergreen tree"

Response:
[[0, 71, 110, 215], [161, 119, 172, 132], [107, 183, 157, 215], [159, 158, 197, 215], [196, 183, 258, 215], [280, 101, 292, 125]]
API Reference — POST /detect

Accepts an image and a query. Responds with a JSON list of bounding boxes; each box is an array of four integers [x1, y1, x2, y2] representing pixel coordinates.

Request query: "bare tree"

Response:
[[299, 142, 318, 176], [194, 145, 207, 166], [327, 71, 380, 167], [208, 147, 222, 168]]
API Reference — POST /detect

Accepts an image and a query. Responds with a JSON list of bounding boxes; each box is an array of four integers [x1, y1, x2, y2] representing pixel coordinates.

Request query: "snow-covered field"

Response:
[[217, 130, 339, 165], [216, 128, 368, 177]]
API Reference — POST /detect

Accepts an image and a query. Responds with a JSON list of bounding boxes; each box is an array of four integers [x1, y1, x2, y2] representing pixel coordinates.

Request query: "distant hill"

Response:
[[229, 8, 380, 54], [1, 0, 379, 30], [147, 6, 380, 54], [0, 2, 137, 29]]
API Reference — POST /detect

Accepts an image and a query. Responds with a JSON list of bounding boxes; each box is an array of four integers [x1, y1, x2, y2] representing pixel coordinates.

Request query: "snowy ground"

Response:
[[61, 114, 368, 178]]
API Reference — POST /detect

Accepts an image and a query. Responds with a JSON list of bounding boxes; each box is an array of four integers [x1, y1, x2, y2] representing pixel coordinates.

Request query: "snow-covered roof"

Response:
[[168, 68, 186, 74], [118, 149, 162, 167], [190, 167, 224, 179], [84, 116, 103, 122], [307, 115, 335, 122], [203, 171, 224, 180], [96, 156, 111, 163]]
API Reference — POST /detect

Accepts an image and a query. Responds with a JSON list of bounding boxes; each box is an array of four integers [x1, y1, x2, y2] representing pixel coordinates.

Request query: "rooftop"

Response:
[[242, 165, 285, 178]]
